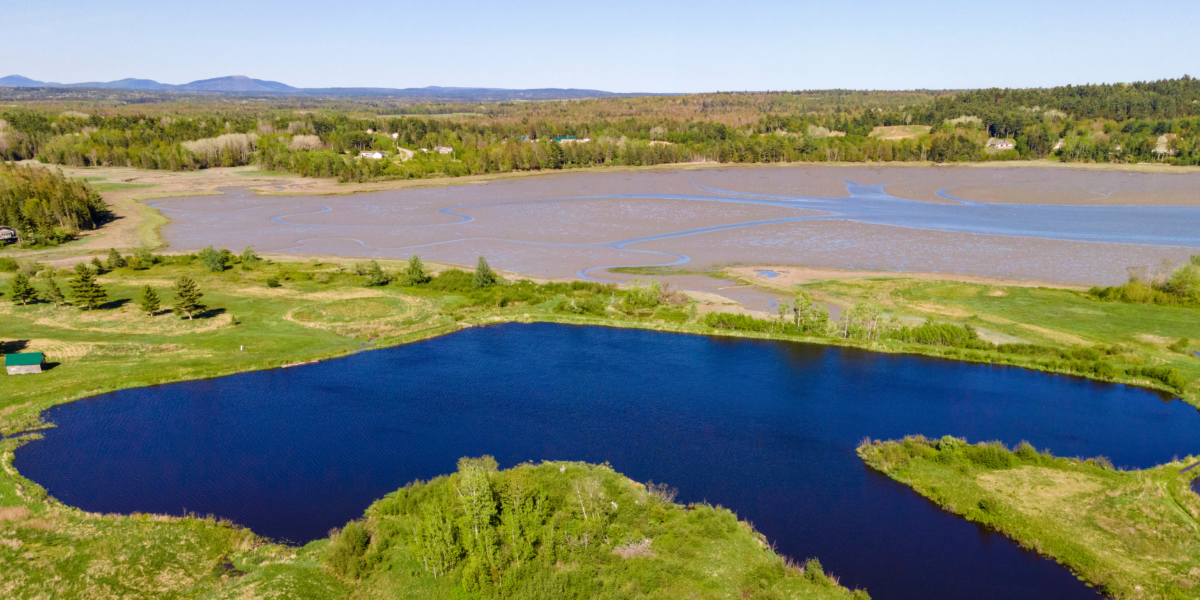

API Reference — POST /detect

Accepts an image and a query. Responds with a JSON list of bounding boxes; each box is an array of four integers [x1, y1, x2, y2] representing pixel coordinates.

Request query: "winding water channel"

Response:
[[16, 324, 1200, 599]]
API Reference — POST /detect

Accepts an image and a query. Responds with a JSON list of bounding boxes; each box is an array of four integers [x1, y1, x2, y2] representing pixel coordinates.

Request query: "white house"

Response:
[[0, 227, 16, 243], [987, 138, 1015, 150], [433, 146, 453, 154], [359, 151, 386, 159]]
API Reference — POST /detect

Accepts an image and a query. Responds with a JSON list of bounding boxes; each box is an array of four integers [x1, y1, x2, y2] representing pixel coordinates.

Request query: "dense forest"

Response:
[[0, 162, 107, 244], [3, 77, 1199, 183]]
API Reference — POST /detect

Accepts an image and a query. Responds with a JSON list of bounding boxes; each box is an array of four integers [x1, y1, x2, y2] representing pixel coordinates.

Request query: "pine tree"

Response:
[[365, 260, 389, 287], [90, 256, 106, 274], [405, 254, 430, 285], [173, 276, 205, 320], [10, 273, 36, 305], [42, 278, 65, 307], [472, 256, 498, 289], [69, 263, 107, 310], [138, 285, 160, 315], [106, 247, 126, 270]]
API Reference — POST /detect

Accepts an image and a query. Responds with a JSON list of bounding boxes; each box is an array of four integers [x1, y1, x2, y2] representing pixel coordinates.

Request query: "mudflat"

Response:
[[139, 165, 1200, 289]]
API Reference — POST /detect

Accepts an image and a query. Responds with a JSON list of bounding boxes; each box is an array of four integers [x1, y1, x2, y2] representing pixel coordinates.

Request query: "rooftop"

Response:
[[5, 352, 44, 366]]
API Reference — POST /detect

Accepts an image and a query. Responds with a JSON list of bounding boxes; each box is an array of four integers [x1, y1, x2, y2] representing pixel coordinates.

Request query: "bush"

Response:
[[422, 269, 474, 293], [0, 257, 17, 272], [325, 521, 372, 579], [964, 443, 1016, 469], [198, 246, 225, 272], [265, 277, 281, 288], [888, 322, 991, 349], [1125, 365, 1188, 391]]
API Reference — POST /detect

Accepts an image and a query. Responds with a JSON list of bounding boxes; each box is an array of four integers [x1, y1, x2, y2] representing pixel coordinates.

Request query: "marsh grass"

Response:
[[859, 437, 1200, 599]]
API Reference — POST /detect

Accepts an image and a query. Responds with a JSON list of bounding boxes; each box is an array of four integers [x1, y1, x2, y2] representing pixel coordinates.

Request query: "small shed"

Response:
[[5, 352, 44, 375], [433, 146, 453, 154], [359, 151, 386, 159], [0, 227, 16, 243]]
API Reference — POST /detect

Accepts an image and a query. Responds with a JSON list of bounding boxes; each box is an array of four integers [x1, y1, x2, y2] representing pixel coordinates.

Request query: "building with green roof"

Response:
[[5, 352, 44, 375]]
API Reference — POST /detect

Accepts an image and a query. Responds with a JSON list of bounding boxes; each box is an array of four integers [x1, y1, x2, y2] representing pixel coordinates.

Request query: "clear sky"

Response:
[[6, 0, 1198, 93]]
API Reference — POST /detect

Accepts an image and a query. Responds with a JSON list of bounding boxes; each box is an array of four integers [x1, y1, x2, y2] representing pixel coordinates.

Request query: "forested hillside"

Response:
[[0, 162, 107, 244], [3, 76, 1199, 183]]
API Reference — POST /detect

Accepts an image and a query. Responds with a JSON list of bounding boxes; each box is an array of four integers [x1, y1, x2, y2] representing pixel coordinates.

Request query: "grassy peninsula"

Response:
[[0, 450, 867, 599], [858, 437, 1200, 599]]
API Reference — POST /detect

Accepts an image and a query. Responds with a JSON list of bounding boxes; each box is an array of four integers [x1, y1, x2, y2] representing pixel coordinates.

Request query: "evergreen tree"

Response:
[[106, 247, 126, 270], [90, 256, 106, 274], [69, 263, 107, 310], [10, 273, 36, 305], [199, 245, 225, 272], [365, 260, 389, 286], [137, 285, 160, 315], [405, 254, 430, 285], [42, 278, 65, 307], [173, 276, 206, 320], [472, 256, 498, 289]]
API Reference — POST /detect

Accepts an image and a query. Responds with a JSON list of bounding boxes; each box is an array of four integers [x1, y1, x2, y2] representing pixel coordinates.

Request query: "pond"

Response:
[[17, 324, 1200, 599]]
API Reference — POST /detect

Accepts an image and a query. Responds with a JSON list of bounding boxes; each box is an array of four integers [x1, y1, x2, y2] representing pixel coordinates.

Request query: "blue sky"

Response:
[[6, 0, 1198, 92]]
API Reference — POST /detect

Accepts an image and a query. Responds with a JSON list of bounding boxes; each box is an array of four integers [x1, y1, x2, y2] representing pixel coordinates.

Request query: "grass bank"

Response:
[[1, 253, 1198, 597], [858, 437, 1200, 599]]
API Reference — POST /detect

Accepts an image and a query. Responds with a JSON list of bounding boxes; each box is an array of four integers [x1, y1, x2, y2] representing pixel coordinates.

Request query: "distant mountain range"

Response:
[[0, 75, 633, 100]]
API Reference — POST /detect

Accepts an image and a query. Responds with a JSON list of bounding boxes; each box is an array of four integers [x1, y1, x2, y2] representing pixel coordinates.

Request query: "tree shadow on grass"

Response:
[[1, 339, 30, 354], [97, 298, 131, 310], [179, 307, 226, 320]]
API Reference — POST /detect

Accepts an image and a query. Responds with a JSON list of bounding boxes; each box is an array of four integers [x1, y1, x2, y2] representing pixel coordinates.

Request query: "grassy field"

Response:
[[1, 251, 1198, 597], [858, 437, 1200, 599], [731, 271, 1200, 407], [868, 125, 932, 140], [338, 460, 866, 599]]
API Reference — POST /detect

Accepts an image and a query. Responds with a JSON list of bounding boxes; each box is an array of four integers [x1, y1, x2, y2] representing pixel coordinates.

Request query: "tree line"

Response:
[[0, 163, 108, 245]]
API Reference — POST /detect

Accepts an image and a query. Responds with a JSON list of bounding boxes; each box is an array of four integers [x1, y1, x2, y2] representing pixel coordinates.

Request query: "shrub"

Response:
[[964, 442, 1016, 469], [1126, 365, 1188, 391], [1014, 441, 1041, 462], [0, 257, 18, 272], [199, 246, 225, 272], [265, 277, 281, 288], [325, 521, 371, 579], [422, 269, 474, 293], [977, 498, 1000, 514]]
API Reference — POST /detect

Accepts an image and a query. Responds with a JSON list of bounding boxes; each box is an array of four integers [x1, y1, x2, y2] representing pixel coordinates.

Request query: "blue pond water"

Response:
[[17, 324, 1200, 599], [756, 270, 781, 278]]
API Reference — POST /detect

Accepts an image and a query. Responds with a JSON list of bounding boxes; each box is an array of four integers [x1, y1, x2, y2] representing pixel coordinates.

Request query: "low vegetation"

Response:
[[1, 238, 1198, 597], [858, 437, 1200, 599], [1089, 255, 1200, 307], [324, 458, 866, 599]]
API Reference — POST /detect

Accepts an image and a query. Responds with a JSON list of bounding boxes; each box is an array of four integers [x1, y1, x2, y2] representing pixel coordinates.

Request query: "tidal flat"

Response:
[[153, 165, 1200, 287]]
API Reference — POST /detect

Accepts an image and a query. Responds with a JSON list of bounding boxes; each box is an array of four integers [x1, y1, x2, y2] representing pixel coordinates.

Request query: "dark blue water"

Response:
[[18, 324, 1200, 599]]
